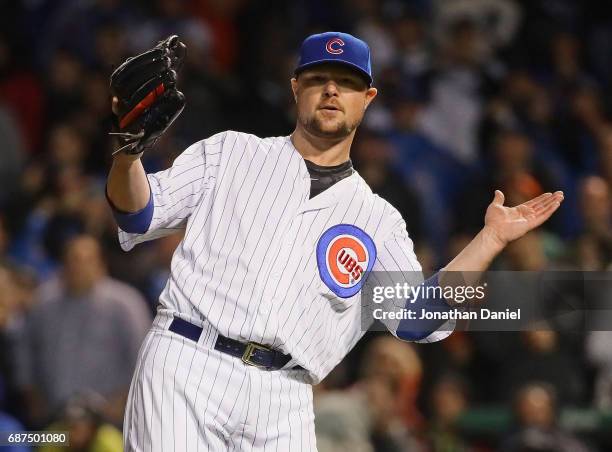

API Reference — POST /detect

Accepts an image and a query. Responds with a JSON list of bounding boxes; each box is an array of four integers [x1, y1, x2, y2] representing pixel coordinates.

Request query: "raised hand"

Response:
[[484, 190, 564, 247]]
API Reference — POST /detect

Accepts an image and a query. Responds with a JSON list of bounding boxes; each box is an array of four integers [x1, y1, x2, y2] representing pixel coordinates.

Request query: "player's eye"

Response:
[[302, 75, 327, 87], [338, 77, 363, 90]]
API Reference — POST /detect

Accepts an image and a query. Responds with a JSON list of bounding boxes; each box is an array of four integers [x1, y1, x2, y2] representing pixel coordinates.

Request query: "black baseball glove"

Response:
[[109, 35, 186, 156]]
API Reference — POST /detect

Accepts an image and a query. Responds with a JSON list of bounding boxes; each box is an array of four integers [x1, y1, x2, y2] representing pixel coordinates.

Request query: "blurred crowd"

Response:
[[1, 0, 612, 451]]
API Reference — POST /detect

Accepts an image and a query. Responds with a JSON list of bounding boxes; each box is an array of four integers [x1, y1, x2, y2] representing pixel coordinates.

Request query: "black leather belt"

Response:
[[168, 316, 301, 370]]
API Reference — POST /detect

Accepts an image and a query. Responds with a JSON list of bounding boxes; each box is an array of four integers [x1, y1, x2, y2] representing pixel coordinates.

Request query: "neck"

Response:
[[290, 124, 354, 166]]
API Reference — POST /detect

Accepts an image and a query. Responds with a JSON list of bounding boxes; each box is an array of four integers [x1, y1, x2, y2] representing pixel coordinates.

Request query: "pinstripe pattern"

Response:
[[119, 132, 451, 451], [123, 329, 315, 451]]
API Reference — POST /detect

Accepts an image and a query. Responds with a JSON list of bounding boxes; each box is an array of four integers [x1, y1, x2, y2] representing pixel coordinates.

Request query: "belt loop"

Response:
[[196, 319, 219, 350], [169, 317, 203, 342]]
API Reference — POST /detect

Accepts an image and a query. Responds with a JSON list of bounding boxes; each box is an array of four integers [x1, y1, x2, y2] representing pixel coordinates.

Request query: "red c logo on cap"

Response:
[[326, 38, 345, 55]]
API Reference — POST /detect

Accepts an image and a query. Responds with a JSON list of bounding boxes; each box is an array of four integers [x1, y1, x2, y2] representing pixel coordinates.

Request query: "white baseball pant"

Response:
[[123, 312, 317, 451]]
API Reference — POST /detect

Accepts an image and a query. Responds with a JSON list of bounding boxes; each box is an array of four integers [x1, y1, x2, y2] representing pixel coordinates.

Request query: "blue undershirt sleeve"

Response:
[[105, 185, 154, 234], [396, 272, 455, 341]]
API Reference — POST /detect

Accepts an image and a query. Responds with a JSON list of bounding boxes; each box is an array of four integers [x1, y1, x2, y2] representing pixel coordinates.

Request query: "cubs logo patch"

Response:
[[325, 37, 345, 55], [316, 224, 376, 298]]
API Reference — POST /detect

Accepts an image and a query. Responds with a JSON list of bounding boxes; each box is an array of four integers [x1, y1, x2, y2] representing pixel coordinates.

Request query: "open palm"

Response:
[[484, 190, 564, 245]]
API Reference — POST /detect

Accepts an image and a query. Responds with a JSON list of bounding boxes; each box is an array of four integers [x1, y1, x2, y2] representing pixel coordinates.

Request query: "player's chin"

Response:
[[312, 117, 350, 135], [313, 124, 351, 139]]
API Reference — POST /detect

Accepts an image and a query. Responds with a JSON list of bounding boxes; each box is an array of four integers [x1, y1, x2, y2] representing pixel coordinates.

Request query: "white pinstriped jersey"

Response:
[[118, 131, 450, 383]]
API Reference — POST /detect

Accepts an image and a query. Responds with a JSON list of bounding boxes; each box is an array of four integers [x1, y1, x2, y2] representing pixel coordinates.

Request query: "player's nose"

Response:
[[322, 80, 339, 97]]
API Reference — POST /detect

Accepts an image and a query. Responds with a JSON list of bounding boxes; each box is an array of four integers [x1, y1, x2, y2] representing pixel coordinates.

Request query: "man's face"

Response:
[[63, 235, 105, 295], [291, 64, 377, 139]]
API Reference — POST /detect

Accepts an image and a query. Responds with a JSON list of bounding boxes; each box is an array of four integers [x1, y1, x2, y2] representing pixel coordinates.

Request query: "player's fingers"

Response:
[[532, 192, 564, 212], [538, 200, 561, 221], [530, 200, 562, 228], [523, 192, 552, 209], [492, 190, 505, 206], [112, 96, 120, 115], [532, 196, 557, 212]]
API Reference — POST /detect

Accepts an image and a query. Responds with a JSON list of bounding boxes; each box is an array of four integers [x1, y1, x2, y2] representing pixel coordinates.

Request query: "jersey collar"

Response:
[[284, 135, 361, 214], [298, 171, 359, 214]]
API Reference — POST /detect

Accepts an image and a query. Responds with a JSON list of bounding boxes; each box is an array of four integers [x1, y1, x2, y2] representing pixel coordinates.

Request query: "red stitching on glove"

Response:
[[119, 83, 166, 129]]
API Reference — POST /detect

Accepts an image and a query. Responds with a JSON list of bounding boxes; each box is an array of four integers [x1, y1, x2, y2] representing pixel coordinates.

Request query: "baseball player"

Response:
[[106, 32, 563, 451]]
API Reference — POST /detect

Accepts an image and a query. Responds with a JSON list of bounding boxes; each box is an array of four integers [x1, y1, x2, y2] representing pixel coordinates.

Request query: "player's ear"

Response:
[[290, 77, 298, 103], [364, 87, 377, 110]]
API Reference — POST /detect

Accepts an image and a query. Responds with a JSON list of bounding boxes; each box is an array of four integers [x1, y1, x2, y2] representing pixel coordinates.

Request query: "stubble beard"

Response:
[[300, 111, 362, 140]]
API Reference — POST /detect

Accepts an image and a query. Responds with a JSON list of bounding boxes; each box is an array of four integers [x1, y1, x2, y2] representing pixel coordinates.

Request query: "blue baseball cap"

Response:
[[295, 32, 373, 86]]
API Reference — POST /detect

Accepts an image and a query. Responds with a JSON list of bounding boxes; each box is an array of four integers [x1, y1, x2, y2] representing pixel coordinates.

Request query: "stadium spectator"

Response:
[[499, 330, 586, 406], [45, 50, 85, 124], [385, 93, 469, 258], [432, 0, 521, 52], [417, 17, 503, 164], [575, 176, 612, 270], [314, 387, 373, 452], [128, 0, 212, 57], [352, 132, 423, 242], [315, 336, 425, 452], [0, 262, 35, 422], [363, 375, 424, 452], [0, 33, 44, 154], [39, 392, 123, 452], [15, 235, 150, 426], [359, 336, 425, 434], [585, 331, 612, 409], [500, 383, 591, 452], [428, 374, 471, 452], [458, 129, 563, 237]]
